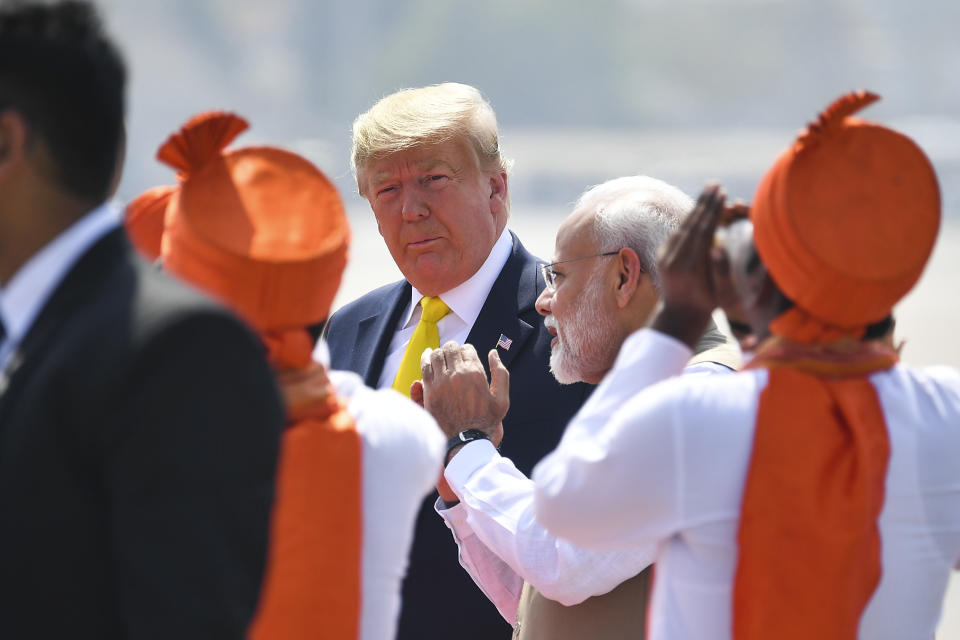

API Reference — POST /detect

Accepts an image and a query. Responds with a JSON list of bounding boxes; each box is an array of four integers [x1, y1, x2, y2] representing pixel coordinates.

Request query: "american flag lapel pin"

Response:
[[497, 333, 513, 350]]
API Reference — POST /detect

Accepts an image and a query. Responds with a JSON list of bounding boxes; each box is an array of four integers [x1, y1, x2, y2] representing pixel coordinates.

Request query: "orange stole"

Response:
[[733, 340, 897, 639], [250, 366, 363, 639]]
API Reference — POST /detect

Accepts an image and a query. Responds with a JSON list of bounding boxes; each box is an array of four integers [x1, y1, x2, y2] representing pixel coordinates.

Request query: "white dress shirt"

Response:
[[329, 369, 446, 640], [375, 228, 513, 389], [0, 202, 119, 371], [434, 329, 728, 624], [533, 329, 960, 640]]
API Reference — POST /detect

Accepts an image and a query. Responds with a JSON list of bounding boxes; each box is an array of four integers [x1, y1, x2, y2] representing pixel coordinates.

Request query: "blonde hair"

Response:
[[351, 83, 512, 191]]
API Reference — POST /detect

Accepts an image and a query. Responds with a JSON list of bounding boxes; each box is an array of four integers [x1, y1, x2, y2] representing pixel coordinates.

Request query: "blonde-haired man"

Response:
[[324, 83, 592, 638]]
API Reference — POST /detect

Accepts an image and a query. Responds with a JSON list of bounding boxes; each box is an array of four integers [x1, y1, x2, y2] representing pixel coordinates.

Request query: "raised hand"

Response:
[[275, 362, 335, 424], [651, 182, 727, 348], [420, 342, 508, 447]]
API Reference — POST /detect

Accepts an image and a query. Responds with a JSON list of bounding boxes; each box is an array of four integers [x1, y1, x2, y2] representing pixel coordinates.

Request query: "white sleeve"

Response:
[[533, 329, 692, 550], [331, 371, 446, 640], [441, 439, 657, 608], [545, 328, 692, 456], [436, 497, 525, 625]]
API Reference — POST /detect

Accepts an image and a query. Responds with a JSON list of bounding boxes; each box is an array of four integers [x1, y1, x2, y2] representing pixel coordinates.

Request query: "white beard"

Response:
[[546, 276, 618, 385]]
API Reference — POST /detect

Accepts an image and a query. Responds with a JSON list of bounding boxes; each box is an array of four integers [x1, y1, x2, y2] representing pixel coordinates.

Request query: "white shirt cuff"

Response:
[[444, 438, 500, 499]]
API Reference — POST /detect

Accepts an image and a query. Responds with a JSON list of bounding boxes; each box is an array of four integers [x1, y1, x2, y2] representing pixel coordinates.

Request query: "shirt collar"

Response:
[[405, 227, 513, 328], [0, 201, 121, 349]]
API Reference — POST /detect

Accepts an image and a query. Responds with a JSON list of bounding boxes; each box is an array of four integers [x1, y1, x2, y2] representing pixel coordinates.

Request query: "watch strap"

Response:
[[445, 429, 491, 465]]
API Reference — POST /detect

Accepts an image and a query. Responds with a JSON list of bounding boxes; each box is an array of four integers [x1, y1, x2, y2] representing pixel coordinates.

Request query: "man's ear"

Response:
[[488, 170, 508, 214], [0, 110, 29, 179], [614, 247, 643, 308]]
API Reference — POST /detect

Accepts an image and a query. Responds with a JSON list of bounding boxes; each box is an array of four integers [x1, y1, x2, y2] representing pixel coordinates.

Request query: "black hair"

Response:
[[0, 0, 126, 204], [306, 320, 326, 347], [863, 315, 894, 341]]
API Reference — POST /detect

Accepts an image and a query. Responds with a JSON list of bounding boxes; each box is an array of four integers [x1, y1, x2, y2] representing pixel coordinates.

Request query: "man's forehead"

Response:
[[553, 208, 598, 259], [367, 157, 454, 182], [363, 140, 471, 181]]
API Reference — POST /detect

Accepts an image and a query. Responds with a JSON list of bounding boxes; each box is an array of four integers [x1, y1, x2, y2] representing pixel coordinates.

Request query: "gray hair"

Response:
[[577, 176, 694, 292], [351, 83, 512, 191]]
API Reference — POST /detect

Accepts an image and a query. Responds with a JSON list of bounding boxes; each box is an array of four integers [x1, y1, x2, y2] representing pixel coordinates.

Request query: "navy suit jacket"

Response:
[[325, 232, 593, 639], [0, 229, 284, 639]]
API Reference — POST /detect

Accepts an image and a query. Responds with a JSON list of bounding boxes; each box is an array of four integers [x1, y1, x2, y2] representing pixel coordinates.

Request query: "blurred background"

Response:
[[99, 0, 959, 630], [105, 0, 960, 219]]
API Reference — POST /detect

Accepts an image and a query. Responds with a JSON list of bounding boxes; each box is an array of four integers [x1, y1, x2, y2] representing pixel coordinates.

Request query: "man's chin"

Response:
[[549, 351, 582, 385]]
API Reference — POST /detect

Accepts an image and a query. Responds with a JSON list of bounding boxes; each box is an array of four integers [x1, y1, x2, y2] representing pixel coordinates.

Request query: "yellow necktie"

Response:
[[392, 296, 451, 397]]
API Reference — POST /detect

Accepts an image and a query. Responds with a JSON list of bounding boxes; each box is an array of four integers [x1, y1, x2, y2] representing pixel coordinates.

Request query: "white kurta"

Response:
[[330, 370, 445, 640], [434, 328, 729, 624], [533, 329, 960, 640]]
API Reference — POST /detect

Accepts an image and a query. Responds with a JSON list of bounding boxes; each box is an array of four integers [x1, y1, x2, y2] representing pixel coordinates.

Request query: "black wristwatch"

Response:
[[445, 429, 492, 465]]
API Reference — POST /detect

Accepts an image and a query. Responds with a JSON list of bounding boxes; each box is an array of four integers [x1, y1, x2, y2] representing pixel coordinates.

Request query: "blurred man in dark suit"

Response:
[[324, 82, 592, 638], [0, 3, 284, 638]]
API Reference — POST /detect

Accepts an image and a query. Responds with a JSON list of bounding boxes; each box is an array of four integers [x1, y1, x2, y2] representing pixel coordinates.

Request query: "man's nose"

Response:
[[535, 287, 553, 317], [400, 188, 429, 221]]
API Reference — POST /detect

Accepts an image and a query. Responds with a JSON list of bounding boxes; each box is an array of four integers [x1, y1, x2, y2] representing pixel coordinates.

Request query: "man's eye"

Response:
[[424, 174, 450, 186], [376, 185, 397, 197]]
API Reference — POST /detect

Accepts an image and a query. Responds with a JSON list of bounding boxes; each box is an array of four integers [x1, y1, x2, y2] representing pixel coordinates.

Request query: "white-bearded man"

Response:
[[420, 176, 740, 639]]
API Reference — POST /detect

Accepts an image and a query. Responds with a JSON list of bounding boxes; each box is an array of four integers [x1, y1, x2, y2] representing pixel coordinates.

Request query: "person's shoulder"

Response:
[[134, 256, 220, 315], [329, 370, 444, 465], [879, 363, 960, 408], [501, 231, 546, 280], [905, 363, 960, 388], [621, 366, 765, 427], [505, 230, 540, 260], [62, 245, 254, 361], [682, 360, 738, 377], [330, 369, 435, 432], [130, 256, 258, 351], [327, 279, 408, 324]]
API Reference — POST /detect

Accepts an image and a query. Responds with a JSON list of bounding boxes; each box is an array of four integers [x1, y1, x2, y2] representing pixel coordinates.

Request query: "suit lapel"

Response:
[[354, 281, 410, 387], [466, 232, 541, 373], [0, 229, 127, 424]]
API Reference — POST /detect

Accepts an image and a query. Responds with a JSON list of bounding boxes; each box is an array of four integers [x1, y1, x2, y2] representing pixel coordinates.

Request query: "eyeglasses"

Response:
[[540, 250, 637, 292]]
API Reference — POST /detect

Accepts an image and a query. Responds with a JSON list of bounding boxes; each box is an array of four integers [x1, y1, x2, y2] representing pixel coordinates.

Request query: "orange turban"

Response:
[[124, 111, 349, 336], [125, 185, 176, 261], [751, 91, 940, 342]]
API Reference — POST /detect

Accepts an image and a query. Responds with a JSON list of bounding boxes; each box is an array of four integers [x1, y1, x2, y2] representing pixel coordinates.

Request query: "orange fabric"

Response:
[[124, 186, 175, 261], [156, 110, 249, 180], [734, 339, 898, 639], [768, 307, 864, 344], [126, 111, 350, 332], [262, 328, 315, 371], [751, 90, 940, 341], [250, 362, 363, 640]]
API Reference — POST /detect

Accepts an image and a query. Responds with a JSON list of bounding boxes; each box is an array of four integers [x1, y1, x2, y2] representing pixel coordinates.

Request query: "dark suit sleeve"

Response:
[[105, 312, 283, 639]]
